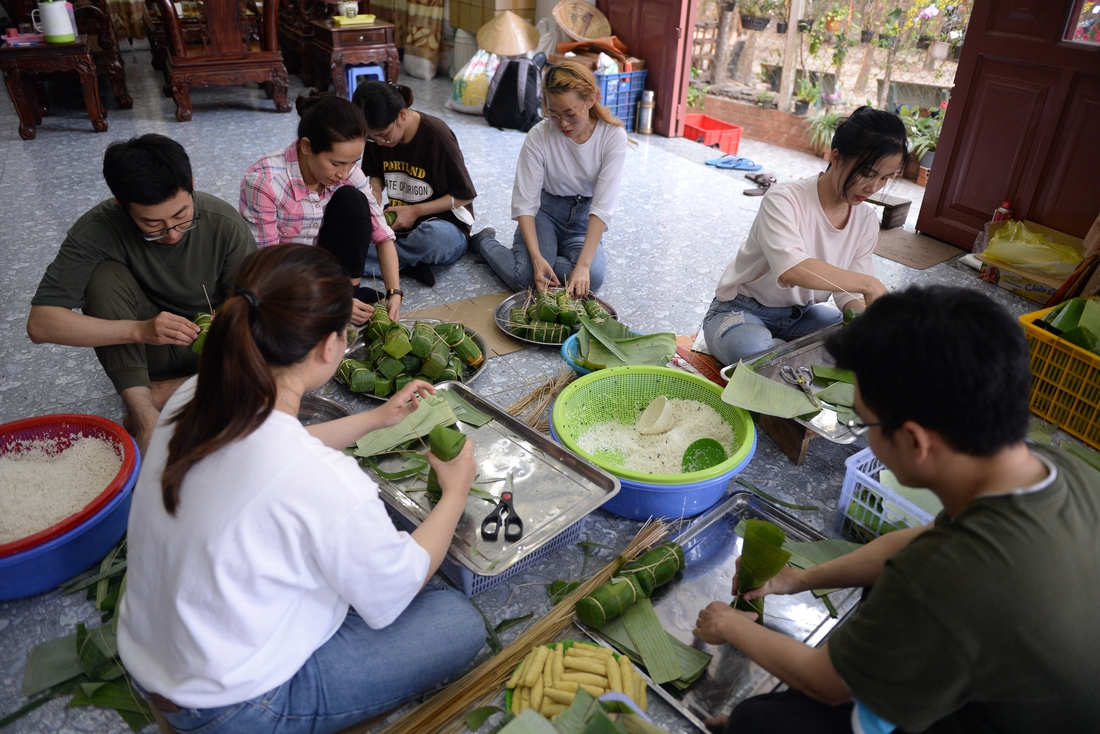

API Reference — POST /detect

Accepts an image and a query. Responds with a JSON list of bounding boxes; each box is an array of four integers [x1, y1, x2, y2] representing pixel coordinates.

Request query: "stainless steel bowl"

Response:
[[298, 393, 351, 426]]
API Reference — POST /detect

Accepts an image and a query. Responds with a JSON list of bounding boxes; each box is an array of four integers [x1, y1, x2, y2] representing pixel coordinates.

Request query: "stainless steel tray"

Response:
[[343, 318, 489, 402], [369, 382, 620, 577], [586, 491, 860, 728], [298, 393, 350, 426], [493, 291, 619, 347], [719, 324, 857, 444]]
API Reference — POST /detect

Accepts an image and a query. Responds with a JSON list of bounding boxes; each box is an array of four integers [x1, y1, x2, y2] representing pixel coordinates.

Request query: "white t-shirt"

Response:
[[511, 118, 628, 228], [117, 377, 429, 708], [714, 176, 879, 310]]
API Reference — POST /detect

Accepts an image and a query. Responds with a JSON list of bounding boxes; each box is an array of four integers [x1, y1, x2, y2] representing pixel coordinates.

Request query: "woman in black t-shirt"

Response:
[[354, 82, 487, 288]]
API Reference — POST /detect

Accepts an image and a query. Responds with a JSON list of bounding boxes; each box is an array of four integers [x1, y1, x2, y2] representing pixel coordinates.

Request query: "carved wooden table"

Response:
[[308, 19, 399, 99], [0, 36, 108, 140]]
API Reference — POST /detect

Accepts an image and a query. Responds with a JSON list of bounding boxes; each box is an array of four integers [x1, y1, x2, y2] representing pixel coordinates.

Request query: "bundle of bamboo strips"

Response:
[[375, 521, 669, 734], [506, 367, 575, 430]]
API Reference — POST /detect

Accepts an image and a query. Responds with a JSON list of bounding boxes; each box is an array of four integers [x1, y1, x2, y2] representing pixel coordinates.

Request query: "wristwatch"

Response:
[[387, 288, 404, 299]]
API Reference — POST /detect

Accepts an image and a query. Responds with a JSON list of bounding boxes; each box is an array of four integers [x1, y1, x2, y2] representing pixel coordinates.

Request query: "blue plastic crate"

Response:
[[596, 70, 647, 132], [387, 509, 586, 597]]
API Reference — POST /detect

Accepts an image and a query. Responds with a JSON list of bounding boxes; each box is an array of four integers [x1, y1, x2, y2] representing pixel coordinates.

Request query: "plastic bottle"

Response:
[[992, 200, 1013, 222]]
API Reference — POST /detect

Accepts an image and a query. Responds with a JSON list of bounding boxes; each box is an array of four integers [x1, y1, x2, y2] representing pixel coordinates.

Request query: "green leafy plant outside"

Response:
[[806, 110, 841, 153]]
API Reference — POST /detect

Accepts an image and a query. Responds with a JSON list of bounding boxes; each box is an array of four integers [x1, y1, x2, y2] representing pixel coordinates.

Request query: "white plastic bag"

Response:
[[446, 49, 500, 115]]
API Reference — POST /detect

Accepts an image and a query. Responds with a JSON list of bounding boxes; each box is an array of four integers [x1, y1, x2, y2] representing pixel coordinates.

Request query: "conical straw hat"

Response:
[[477, 10, 540, 57]]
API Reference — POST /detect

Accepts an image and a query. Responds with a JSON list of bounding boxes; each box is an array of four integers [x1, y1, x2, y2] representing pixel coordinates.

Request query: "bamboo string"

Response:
[[374, 521, 669, 734], [790, 263, 861, 304], [202, 284, 214, 315]]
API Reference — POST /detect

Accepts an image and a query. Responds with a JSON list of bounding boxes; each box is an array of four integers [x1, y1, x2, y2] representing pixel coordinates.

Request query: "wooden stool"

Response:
[[865, 192, 912, 230], [757, 413, 817, 466], [0, 35, 108, 140], [308, 18, 399, 99]]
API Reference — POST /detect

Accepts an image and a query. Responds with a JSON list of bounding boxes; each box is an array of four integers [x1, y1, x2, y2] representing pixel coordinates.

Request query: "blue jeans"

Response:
[[363, 219, 468, 279], [478, 190, 607, 292], [150, 583, 483, 734], [702, 294, 842, 366]]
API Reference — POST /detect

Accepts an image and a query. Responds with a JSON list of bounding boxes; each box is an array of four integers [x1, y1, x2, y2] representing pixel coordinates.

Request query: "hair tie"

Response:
[[236, 288, 260, 320]]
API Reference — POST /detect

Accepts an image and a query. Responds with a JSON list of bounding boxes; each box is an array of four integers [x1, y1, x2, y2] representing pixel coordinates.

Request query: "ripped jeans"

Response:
[[702, 294, 842, 366]]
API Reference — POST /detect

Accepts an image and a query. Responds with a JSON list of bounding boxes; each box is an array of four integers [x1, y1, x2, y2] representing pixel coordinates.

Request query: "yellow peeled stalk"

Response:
[[553, 644, 565, 686], [580, 683, 605, 697], [531, 675, 544, 712], [542, 688, 575, 706], [619, 656, 635, 703], [511, 688, 523, 715], [560, 671, 607, 687], [563, 657, 606, 676], [519, 687, 529, 714], [606, 656, 622, 693], [542, 701, 565, 718], [524, 646, 549, 688], [638, 679, 648, 712], [542, 651, 554, 689], [566, 644, 614, 659], [516, 647, 536, 686], [506, 660, 524, 690]]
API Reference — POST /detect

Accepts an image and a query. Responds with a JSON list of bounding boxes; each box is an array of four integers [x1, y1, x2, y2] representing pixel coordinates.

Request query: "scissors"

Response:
[[481, 475, 523, 542], [780, 365, 823, 409]]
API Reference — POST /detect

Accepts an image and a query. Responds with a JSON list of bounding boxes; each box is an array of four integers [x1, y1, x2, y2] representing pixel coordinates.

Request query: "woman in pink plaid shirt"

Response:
[[240, 94, 403, 324]]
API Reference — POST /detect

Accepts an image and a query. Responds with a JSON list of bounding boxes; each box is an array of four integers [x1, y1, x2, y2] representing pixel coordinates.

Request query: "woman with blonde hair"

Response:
[[473, 60, 629, 297]]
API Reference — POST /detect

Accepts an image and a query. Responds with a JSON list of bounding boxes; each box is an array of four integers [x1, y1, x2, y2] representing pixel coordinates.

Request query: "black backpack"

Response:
[[483, 57, 542, 132]]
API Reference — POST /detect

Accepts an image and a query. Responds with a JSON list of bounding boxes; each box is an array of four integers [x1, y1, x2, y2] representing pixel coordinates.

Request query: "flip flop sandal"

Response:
[[709, 156, 754, 169], [730, 158, 763, 171], [743, 187, 769, 196], [745, 171, 777, 185], [705, 154, 738, 167]]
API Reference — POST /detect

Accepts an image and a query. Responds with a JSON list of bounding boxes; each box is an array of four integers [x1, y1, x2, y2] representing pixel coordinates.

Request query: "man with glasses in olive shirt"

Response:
[[27, 135, 256, 454]]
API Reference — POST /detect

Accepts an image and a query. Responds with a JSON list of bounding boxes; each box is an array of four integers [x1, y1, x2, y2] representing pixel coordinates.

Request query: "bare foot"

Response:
[[704, 716, 728, 734]]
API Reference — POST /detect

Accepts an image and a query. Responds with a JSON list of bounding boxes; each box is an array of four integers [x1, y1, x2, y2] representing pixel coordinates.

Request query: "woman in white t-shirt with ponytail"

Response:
[[703, 106, 908, 365], [118, 244, 483, 734], [472, 60, 629, 298]]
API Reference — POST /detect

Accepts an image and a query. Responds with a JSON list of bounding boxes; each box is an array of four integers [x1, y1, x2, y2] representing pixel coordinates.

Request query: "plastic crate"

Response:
[[1020, 307, 1100, 450], [596, 70, 647, 132], [683, 113, 743, 155], [389, 510, 585, 597], [832, 448, 935, 544]]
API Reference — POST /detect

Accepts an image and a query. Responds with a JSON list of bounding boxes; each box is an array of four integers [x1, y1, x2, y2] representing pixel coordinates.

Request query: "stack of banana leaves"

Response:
[[507, 289, 614, 345], [573, 315, 677, 372], [336, 310, 483, 398]]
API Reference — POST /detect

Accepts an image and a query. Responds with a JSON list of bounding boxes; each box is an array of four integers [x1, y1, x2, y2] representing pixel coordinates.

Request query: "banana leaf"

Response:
[[599, 616, 711, 689], [367, 308, 392, 342], [1061, 441, 1100, 473], [815, 381, 855, 408], [353, 394, 457, 457], [400, 354, 423, 374], [425, 424, 468, 502], [443, 327, 484, 367], [376, 355, 404, 380], [337, 359, 375, 393], [576, 574, 645, 629], [584, 299, 610, 320], [1050, 298, 1086, 331], [620, 598, 680, 685], [619, 542, 683, 596], [437, 389, 493, 427], [811, 365, 855, 384], [409, 322, 436, 358], [383, 326, 412, 359], [581, 332, 677, 371], [878, 469, 944, 517], [721, 362, 819, 419], [191, 312, 212, 355], [421, 339, 450, 381], [732, 520, 792, 622], [373, 375, 394, 397], [578, 314, 630, 362]]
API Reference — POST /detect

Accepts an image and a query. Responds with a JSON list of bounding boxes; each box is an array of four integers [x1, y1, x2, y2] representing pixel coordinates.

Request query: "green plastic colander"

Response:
[[551, 366, 755, 485]]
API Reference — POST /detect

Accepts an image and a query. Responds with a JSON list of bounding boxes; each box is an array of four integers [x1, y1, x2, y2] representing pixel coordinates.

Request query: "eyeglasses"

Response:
[[141, 215, 200, 241], [545, 105, 586, 126], [845, 417, 882, 437], [366, 121, 397, 145]]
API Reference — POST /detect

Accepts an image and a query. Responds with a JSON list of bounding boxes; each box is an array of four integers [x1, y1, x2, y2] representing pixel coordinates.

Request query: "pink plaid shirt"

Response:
[[239, 142, 394, 248]]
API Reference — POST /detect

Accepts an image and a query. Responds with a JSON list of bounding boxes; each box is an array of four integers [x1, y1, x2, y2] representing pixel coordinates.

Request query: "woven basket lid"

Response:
[[552, 0, 612, 42], [476, 10, 540, 57]]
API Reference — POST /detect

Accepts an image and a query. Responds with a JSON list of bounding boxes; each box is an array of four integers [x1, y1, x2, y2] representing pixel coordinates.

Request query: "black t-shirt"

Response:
[[828, 445, 1100, 733], [360, 112, 477, 237]]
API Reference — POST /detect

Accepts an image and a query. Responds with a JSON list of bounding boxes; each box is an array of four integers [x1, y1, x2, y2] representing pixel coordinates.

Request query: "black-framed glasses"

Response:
[[141, 214, 200, 241], [845, 417, 882, 437]]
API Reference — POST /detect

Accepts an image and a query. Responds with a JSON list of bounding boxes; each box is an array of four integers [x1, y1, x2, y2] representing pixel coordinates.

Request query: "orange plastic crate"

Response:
[[1020, 307, 1100, 450], [683, 113, 742, 155]]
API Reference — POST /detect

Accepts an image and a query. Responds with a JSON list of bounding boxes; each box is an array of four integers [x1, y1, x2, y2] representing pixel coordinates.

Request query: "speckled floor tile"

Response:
[[0, 48, 1047, 734]]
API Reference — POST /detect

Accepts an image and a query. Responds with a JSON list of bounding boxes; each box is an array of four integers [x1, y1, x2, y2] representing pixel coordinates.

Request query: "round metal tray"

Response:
[[341, 318, 489, 402], [493, 292, 619, 347], [298, 393, 351, 427]]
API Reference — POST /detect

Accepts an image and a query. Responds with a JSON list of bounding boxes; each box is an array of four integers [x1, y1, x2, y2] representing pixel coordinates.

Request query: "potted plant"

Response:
[[807, 109, 841, 156], [775, 0, 789, 32], [878, 7, 901, 48], [823, 2, 846, 32], [860, 28, 875, 43], [739, 0, 775, 31], [793, 76, 817, 115], [797, 17, 813, 32], [900, 102, 946, 185], [915, 4, 939, 49], [776, 20, 789, 32], [929, 34, 951, 59]]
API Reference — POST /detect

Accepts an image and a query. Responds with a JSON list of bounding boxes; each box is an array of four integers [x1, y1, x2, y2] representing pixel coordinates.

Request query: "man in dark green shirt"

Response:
[[28, 135, 256, 455], [693, 286, 1100, 733]]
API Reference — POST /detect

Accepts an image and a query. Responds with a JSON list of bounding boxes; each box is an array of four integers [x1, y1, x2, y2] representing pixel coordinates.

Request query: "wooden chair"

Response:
[[153, 0, 291, 121], [73, 0, 133, 109]]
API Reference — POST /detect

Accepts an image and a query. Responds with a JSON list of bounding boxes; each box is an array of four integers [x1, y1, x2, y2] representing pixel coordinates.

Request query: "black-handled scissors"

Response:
[[481, 477, 522, 542]]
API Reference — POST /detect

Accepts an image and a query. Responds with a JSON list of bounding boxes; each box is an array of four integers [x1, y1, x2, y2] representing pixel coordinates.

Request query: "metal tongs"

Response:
[[481, 474, 523, 542], [780, 365, 823, 410]]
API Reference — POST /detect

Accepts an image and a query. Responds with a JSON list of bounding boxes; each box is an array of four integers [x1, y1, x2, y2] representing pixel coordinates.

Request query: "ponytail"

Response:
[[161, 245, 352, 514], [351, 81, 414, 130]]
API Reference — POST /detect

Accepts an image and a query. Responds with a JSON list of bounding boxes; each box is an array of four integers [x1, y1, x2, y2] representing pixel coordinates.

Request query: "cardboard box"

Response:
[[975, 221, 1085, 304]]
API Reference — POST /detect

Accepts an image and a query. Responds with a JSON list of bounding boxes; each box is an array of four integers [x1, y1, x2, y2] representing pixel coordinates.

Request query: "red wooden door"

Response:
[[596, 0, 698, 137], [917, 0, 1100, 246]]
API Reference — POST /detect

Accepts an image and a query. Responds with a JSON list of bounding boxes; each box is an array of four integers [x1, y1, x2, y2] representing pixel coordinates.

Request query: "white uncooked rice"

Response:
[[576, 398, 735, 475], [0, 437, 122, 545]]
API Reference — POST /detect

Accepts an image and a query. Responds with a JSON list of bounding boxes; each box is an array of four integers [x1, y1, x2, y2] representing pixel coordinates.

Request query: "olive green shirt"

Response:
[[32, 192, 257, 316], [829, 445, 1100, 733]]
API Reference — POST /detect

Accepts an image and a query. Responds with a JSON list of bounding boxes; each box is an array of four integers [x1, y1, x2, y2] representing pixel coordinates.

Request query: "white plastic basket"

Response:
[[389, 510, 586, 597], [832, 448, 935, 543]]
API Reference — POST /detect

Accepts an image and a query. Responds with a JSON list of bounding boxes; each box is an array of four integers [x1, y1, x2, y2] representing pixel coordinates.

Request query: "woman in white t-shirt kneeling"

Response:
[[117, 245, 483, 734], [473, 60, 629, 297], [703, 106, 907, 365]]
